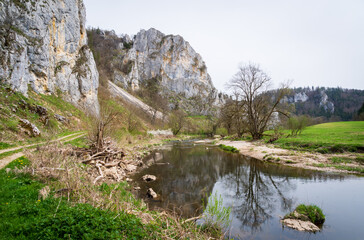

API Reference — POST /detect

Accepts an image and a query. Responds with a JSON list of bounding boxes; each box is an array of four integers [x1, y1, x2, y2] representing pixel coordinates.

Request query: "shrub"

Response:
[[216, 127, 228, 137], [287, 115, 310, 136]]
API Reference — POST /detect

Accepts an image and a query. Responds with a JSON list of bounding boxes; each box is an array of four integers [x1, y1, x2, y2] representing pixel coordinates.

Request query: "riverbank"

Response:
[[217, 139, 364, 175], [1, 134, 223, 239]]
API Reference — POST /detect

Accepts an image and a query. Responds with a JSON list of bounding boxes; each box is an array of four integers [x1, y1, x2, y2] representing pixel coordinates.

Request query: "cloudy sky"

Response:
[[84, 0, 364, 91]]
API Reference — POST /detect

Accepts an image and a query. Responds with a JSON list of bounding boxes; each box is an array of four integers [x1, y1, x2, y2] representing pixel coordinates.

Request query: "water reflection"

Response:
[[132, 142, 361, 240]]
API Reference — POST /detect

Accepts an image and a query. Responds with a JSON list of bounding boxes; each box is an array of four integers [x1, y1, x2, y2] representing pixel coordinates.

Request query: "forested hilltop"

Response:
[[282, 87, 364, 121]]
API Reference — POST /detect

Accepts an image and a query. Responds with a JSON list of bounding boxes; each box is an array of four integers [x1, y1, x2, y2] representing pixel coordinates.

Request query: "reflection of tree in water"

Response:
[[222, 159, 295, 232], [222, 156, 345, 233], [134, 142, 346, 226]]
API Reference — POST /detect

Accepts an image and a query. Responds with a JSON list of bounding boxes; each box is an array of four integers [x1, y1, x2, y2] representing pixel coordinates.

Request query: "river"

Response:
[[132, 141, 364, 240]]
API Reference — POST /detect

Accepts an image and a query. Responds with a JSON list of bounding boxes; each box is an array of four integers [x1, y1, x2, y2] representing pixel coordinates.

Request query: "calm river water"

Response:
[[132, 141, 364, 240]]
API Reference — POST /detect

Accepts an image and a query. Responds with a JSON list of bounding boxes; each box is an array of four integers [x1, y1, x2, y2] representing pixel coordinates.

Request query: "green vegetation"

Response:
[[0, 149, 22, 160], [0, 155, 216, 239], [312, 163, 364, 174], [270, 122, 364, 153], [284, 204, 325, 226], [0, 142, 14, 150], [202, 192, 231, 235], [218, 144, 239, 153], [295, 204, 325, 225], [64, 136, 89, 148], [0, 158, 157, 239], [287, 115, 310, 136], [330, 156, 353, 164], [0, 84, 90, 145]]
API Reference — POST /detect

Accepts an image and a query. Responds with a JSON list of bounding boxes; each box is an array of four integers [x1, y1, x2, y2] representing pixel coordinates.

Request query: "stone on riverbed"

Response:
[[147, 188, 158, 199], [142, 174, 157, 182], [281, 218, 320, 232]]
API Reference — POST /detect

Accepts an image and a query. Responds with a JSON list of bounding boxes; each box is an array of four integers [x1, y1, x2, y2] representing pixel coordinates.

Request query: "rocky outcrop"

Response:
[[112, 28, 224, 114], [115, 28, 213, 97], [0, 0, 99, 115], [282, 88, 335, 115], [19, 118, 41, 137], [319, 91, 334, 114]]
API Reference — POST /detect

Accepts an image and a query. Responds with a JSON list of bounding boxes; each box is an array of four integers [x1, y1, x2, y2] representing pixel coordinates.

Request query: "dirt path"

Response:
[[0, 132, 85, 155], [218, 140, 363, 175], [0, 132, 86, 169]]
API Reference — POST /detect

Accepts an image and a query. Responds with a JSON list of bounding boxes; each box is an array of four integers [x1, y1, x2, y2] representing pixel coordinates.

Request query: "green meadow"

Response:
[[271, 121, 364, 153]]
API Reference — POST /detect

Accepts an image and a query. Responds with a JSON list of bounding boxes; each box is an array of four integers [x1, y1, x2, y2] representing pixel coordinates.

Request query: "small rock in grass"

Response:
[[19, 119, 41, 137]]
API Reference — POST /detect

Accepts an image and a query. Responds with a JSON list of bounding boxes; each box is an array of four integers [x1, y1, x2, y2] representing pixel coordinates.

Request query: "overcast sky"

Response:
[[84, 0, 364, 91]]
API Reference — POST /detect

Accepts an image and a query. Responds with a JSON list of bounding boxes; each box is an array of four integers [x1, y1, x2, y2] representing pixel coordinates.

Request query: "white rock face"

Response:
[[319, 91, 334, 113], [0, 0, 99, 115], [114, 28, 217, 100], [294, 92, 308, 102]]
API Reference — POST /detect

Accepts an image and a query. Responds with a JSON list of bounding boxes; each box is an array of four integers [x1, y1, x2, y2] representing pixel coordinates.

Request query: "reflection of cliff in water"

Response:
[[133, 142, 347, 221]]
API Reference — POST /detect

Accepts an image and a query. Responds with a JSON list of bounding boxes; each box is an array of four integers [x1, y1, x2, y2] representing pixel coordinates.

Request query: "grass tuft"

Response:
[[218, 144, 239, 153], [295, 204, 325, 225]]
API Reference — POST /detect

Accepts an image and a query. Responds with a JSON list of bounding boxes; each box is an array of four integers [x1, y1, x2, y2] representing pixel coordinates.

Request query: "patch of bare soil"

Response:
[[218, 140, 363, 175]]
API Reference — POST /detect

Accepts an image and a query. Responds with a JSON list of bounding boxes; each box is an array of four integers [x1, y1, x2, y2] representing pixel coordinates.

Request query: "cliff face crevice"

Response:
[[0, 0, 99, 115]]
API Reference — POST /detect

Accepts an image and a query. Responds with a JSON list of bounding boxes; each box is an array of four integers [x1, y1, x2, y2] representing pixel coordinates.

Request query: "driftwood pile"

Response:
[[73, 139, 142, 185]]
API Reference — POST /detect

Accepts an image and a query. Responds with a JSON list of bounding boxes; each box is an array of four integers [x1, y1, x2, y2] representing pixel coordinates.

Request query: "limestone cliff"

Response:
[[115, 28, 213, 97], [0, 0, 99, 115], [109, 28, 224, 114]]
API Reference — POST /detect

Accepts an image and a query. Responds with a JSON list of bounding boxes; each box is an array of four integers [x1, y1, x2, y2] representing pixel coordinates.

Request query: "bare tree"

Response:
[[168, 110, 186, 135], [228, 63, 290, 140], [220, 92, 247, 137], [89, 105, 119, 151]]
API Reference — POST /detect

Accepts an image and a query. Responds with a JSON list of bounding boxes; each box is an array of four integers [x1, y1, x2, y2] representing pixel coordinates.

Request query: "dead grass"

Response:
[[19, 143, 220, 239]]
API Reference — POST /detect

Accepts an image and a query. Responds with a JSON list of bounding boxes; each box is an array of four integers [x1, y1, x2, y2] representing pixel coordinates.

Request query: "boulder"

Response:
[[19, 119, 41, 137], [35, 105, 48, 116], [54, 114, 69, 123], [142, 174, 157, 182]]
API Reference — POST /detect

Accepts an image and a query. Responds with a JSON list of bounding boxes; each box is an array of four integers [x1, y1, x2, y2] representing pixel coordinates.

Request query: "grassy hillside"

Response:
[[272, 121, 364, 153], [0, 85, 90, 149]]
